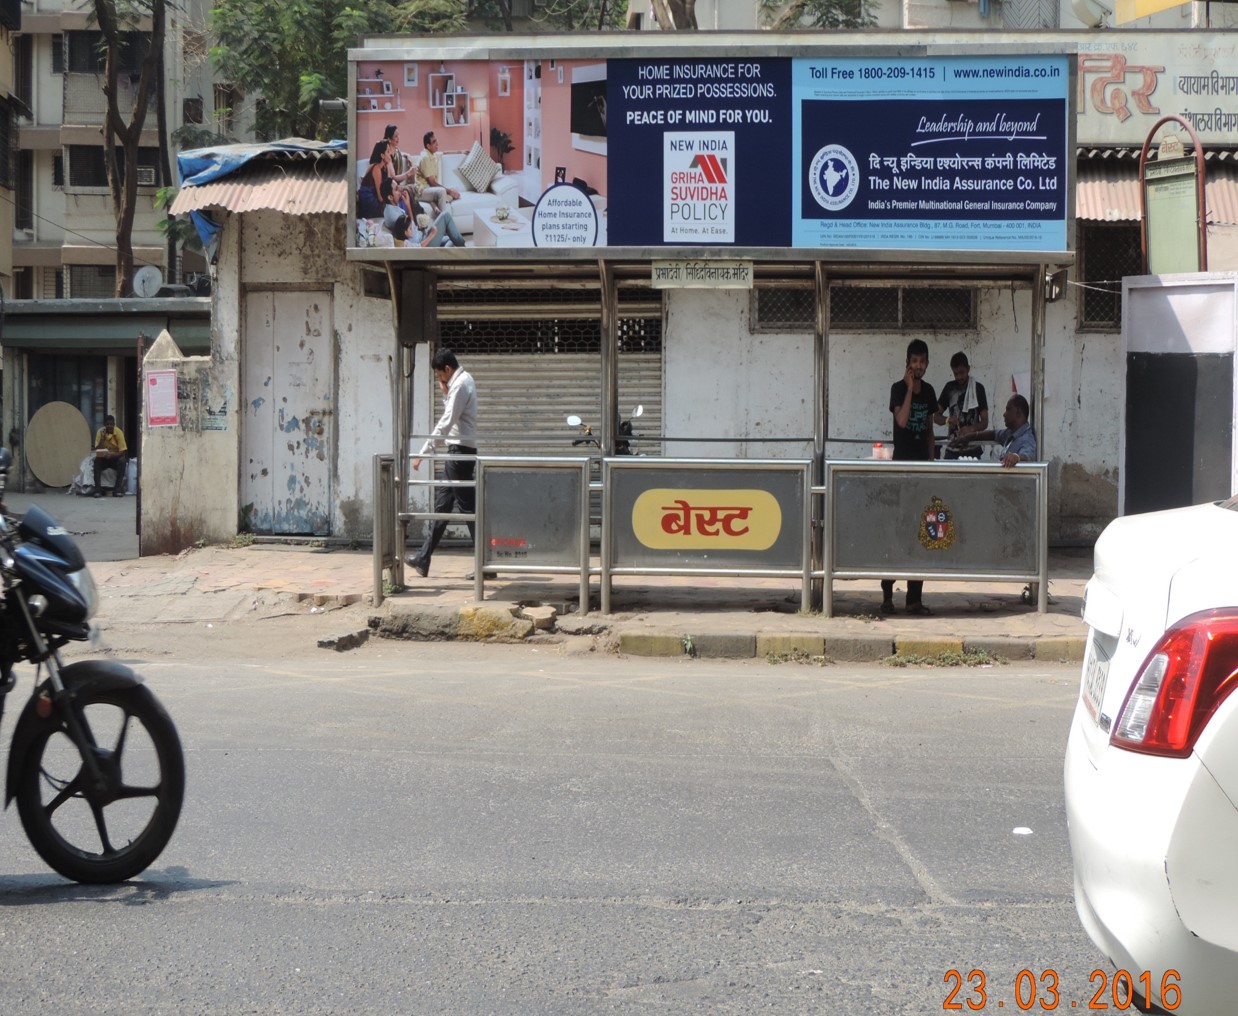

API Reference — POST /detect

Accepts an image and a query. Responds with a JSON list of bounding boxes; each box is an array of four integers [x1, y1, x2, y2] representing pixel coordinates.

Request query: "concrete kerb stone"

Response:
[[689, 632, 757, 659], [618, 632, 688, 657], [757, 633, 826, 660], [1034, 636, 1087, 662], [893, 637, 964, 658], [824, 635, 896, 663], [965, 637, 1035, 661]]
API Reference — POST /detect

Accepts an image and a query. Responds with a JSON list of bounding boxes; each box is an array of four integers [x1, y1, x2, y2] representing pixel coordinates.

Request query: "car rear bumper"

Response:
[[1065, 705, 1238, 1012]]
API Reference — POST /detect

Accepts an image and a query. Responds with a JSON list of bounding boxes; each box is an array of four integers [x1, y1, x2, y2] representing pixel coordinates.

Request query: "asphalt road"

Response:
[[0, 644, 1107, 1015]]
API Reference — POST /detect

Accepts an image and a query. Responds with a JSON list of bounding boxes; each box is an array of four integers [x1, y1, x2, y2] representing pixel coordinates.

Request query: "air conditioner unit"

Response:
[[136, 166, 156, 186]]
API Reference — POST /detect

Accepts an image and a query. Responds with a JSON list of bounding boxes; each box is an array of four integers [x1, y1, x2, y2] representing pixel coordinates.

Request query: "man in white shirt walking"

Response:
[[407, 350, 477, 578]]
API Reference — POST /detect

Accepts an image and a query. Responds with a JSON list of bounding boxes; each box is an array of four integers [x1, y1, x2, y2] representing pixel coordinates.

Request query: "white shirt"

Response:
[[419, 367, 477, 454]]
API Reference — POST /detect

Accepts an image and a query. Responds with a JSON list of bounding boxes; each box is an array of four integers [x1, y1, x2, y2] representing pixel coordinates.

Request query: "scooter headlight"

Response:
[[67, 567, 99, 620]]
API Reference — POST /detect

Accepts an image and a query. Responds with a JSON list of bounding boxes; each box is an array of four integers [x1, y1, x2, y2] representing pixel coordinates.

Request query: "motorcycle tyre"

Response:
[[14, 684, 184, 884]]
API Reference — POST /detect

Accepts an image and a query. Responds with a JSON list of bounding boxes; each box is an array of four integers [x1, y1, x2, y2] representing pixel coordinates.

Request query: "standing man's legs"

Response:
[[881, 579, 927, 613], [408, 445, 476, 577]]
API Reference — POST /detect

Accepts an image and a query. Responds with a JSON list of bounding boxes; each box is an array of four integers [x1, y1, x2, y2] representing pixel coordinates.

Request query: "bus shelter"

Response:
[[353, 35, 1075, 611]]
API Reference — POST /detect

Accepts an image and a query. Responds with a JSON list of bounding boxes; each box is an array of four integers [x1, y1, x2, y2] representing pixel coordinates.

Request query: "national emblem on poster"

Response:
[[918, 496, 956, 550]]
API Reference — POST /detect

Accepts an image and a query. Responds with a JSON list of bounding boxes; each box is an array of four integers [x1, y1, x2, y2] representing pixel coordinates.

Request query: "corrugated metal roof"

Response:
[[170, 159, 347, 216], [1076, 158, 1238, 225]]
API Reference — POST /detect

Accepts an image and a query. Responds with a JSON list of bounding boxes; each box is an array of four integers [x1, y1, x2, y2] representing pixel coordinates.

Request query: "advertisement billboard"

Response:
[[350, 42, 1073, 258]]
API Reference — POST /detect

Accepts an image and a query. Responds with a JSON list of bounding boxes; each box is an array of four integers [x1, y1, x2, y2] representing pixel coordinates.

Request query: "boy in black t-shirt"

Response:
[[882, 339, 935, 615], [935, 351, 989, 460]]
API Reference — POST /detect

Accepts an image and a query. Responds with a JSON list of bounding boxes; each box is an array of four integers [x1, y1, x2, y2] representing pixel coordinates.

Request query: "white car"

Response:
[[1065, 499, 1238, 1014]]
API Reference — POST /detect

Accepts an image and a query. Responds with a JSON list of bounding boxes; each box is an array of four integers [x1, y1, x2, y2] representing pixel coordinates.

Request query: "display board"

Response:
[[350, 44, 1073, 258]]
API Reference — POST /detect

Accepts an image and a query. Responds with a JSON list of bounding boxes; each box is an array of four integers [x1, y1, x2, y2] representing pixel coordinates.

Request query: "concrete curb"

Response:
[[370, 603, 1086, 664]]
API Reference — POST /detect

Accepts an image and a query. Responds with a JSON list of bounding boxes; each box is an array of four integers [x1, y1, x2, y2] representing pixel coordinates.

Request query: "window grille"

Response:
[[68, 265, 116, 299], [15, 151, 32, 228], [0, 99, 12, 190], [66, 31, 148, 75], [67, 145, 160, 188], [1077, 221, 1141, 332], [437, 284, 662, 355], [752, 285, 976, 332]]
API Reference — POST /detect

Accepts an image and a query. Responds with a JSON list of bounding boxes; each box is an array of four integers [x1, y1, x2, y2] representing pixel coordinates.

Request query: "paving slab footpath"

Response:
[[7, 490, 1091, 662]]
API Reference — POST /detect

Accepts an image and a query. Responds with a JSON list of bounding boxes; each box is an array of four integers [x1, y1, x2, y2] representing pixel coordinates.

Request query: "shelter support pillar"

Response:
[[813, 261, 829, 610], [599, 259, 618, 455], [1031, 265, 1046, 462], [392, 267, 438, 586]]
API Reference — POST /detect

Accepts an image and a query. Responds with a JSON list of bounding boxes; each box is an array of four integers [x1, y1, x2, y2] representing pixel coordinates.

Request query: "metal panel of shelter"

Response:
[[348, 38, 1073, 260]]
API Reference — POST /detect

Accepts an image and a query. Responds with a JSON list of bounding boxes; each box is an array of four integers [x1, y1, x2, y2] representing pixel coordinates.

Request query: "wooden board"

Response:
[[26, 401, 91, 488]]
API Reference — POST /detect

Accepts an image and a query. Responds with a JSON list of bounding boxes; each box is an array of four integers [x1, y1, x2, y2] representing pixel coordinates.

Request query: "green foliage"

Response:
[[528, 0, 628, 31], [883, 649, 1006, 668], [393, 0, 470, 34], [758, 0, 876, 30], [210, 0, 396, 141]]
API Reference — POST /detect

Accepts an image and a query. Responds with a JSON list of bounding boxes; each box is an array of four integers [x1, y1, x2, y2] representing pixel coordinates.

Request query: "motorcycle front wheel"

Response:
[[15, 685, 185, 883]]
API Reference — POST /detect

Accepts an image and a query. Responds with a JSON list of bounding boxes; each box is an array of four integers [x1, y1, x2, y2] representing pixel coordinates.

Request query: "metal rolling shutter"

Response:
[[432, 280, 664, 457]]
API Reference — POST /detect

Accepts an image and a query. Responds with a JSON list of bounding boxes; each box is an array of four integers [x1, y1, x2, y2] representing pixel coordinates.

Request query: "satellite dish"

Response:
[[133, 265, 163, 298]]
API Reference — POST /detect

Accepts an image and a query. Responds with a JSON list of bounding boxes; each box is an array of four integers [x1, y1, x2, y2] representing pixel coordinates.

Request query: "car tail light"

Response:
[[1112, 608, 1238, 757]]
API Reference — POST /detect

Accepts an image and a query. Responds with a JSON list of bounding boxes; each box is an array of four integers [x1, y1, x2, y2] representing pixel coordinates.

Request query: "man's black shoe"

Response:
[[880, 599, 896, 615], [406, 557, 428, 578]]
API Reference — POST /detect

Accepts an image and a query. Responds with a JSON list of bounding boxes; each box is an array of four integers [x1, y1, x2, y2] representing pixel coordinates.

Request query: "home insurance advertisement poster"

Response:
[[351, 51, 1070, 254]]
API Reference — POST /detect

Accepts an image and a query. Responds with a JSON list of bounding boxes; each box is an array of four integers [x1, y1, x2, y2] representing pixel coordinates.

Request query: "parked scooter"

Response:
[[0, 448, 184, 883], [566, 405, 644, 455]]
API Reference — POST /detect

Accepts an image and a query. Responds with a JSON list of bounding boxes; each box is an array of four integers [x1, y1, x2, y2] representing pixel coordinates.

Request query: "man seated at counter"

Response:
[[949, 394, 1037, 468]]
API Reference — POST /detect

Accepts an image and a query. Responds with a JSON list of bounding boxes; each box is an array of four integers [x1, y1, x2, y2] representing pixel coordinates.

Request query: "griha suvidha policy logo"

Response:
[[809, 144, 860, 212], [632, 489, 781, 550], [664, 131, 736, 243]]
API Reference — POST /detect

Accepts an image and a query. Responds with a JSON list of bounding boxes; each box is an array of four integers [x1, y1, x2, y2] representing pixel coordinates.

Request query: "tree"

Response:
[[94, 0, 165, 298], [649, 0, 696, 29], [758, 0, 876, 30], [210, 0, 398, 142], [530, 0, 628, 31]]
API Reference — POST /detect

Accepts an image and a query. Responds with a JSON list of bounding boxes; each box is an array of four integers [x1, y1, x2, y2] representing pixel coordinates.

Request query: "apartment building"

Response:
[[0, 2, 235, 490]]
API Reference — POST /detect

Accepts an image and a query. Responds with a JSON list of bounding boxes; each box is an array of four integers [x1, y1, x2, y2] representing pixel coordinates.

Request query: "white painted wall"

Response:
[[663, 283, 1128, 543]]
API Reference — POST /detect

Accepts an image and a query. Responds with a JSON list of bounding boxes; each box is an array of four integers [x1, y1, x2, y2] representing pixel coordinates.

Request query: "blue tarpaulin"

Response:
[[176, 138, 347, 253]]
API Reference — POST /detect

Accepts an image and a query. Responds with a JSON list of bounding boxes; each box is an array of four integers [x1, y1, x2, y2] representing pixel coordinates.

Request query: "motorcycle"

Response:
[[0, 448, 184, 883], [566, 405, 644, 455]]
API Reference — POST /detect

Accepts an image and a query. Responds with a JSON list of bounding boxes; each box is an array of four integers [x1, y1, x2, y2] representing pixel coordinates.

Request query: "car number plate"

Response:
[[1082, 634, 1110, 721]]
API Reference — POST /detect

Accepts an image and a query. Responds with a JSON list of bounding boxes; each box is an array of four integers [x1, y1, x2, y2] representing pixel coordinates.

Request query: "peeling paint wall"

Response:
[[140, 322, 240, 556], [235, 213, 395, 538]]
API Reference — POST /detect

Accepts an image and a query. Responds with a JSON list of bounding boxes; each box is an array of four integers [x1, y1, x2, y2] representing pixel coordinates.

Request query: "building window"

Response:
[[214, 83, 239, 131], [1077, 221, 1141, 332], [66, 31, 148, 75], [67, 145, 159, 188], [16, 35, 32, 112], [68, 265, 116, 299], [183, 96, 204, 124], [27, 353, 109, 426], [751, 286, 976, 332], [51, 35, 64, 75], [15, 151, 32, 228], [13, 268, 32, 300], [0, 100, 13, 189], [52, 154, 64, 189]]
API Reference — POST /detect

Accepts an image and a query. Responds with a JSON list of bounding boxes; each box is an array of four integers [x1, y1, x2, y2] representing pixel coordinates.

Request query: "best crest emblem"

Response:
[[918, 496, 956, 550]]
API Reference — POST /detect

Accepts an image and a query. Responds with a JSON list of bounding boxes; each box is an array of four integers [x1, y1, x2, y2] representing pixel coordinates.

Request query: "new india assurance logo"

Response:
[[808, 144, 859, 212]]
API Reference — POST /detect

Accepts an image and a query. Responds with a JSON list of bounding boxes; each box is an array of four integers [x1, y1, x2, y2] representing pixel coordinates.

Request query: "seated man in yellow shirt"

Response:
[[92, 414, 128, 497]]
